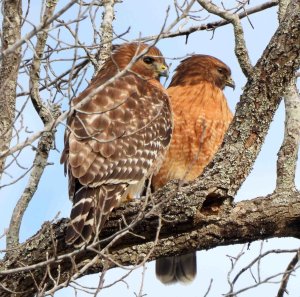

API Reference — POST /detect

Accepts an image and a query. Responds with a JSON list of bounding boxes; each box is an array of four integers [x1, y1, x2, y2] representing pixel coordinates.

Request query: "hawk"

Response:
[[153, 55, 235, 284], [61, 42, 173, 246]]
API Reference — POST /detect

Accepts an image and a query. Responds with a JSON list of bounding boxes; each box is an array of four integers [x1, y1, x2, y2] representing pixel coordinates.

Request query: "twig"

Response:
[[164, 0, 196, 34], [203, 278, 213, 297], [14, 1, 278, 100], [93, 266, 107, 296], [226, 245, 246, 294], [232, 249, 299, 286], [136, 265, 147, 297], [0, 0, 78, 61], [137, 1, 278, 43], [277, 250, 300, 297], [257, 240, 264, 283], [17, 59, 89, 98], [225, 266, 300, 296]]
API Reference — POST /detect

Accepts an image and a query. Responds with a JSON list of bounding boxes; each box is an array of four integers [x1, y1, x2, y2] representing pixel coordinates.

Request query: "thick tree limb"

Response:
[[275, 0, 300, 193], [0, 0, 22, 178], [1, 189, 300, 296]]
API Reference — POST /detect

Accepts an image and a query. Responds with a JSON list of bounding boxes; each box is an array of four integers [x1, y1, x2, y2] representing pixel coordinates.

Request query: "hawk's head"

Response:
[[169, 54, 235, 90], [109, 42, 169, 80]]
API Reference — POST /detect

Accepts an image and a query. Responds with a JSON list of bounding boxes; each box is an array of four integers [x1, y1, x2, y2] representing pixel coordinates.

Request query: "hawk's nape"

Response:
[[153, 55, 235, 284], [61, 42, 172, 247]]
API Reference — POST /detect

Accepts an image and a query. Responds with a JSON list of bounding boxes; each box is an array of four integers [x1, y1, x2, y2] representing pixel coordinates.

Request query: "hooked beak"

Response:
[[156, 63, 169, 78], [225, 76, 235, 90]]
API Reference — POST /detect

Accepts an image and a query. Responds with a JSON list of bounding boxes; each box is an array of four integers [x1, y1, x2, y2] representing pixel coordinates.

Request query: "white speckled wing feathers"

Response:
[[61, 73, 172, 246]]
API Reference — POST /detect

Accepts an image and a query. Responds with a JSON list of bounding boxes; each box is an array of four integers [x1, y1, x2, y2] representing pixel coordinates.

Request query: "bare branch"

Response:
[[29, 0, 58, 125], [203, 278, 213, 297], [95, 0, 116, 73], [15, 1, 279, 100], [275, 80, 300, 193], [17, 59, 90, 98], [278, 0, 290, 22], [275, 0, 300, 193], [0, 0, 22, 178], [163, 0, 196, 34], [0, 0, 78, 61], [136, 1, 278, 43], [2, 189, 300, 296], [277, 250, 300, 297], [6, 0, 60, 250]]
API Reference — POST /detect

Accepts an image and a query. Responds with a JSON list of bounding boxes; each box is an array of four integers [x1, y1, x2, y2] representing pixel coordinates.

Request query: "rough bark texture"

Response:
[[0, 0, 22, 177], [6, 0, 59, 251], [95, 0, 115, 73], [275, 0, 300, 193], [1, 190, 300, 296], [275, 81, 300, 192], [0, 0, 299, 296]]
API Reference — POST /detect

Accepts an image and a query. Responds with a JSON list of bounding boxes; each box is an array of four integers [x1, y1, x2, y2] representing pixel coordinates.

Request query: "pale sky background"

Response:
[[0, 0, 300, 296]]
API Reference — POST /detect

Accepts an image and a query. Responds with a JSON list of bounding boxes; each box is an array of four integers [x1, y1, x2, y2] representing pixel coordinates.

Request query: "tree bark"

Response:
[[1, 190, 300, 296], [0, 0, 22, 178]]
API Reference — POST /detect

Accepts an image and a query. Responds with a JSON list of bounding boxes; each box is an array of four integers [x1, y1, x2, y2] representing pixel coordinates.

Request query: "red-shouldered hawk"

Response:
[[153, 55, 235, 284], [61, 43, 173, 247]]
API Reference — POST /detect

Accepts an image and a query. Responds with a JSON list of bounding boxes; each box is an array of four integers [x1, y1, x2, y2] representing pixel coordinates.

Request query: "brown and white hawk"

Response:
[[61, 42, 173, 246], [153, 55, 235, 284]]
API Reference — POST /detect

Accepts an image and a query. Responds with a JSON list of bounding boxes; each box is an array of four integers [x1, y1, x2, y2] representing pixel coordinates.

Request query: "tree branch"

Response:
[[138, 1, 278, 43], [6, 0, 60, 250], [95, 0, 116, 73], [277, 250, 300, 297], [275, 79, 300, 193], [275, 0, 300, 193], [0, 0, 22, 178], [15, 1, 278, 99], [1, 188, 300, 296], [0, 0, 78, 61]]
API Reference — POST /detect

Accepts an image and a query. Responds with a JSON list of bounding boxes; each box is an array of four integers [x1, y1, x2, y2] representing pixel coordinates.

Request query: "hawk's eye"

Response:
[[217, 67, 225, 74], [143, 56, 154, 64]]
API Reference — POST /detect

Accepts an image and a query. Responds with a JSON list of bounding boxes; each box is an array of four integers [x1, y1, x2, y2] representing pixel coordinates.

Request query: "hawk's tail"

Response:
[[155, 252, 197, 284], [65, 184, 127, 247]]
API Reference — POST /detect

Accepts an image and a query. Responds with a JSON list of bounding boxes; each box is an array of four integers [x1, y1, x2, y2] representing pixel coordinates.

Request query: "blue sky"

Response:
[[0, 0, 299, 296]]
